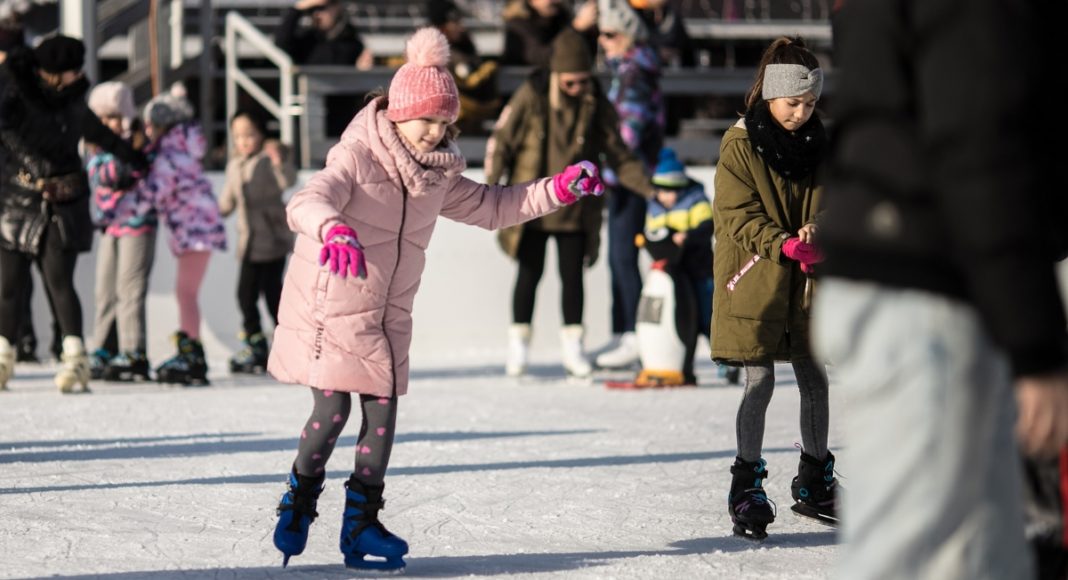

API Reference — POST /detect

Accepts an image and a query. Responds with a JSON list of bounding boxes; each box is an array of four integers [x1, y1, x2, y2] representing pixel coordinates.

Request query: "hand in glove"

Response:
[[552, 161, 605, 204], [782, 237, 823, 274], [319, 224, 367, 279]]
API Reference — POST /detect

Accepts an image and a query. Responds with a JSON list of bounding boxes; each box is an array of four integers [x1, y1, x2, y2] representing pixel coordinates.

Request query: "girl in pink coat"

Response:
[[268, 27, 604, 572]]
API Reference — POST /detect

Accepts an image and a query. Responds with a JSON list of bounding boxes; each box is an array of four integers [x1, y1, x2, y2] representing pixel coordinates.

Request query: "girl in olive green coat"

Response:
[[711, 37, 837, 540]]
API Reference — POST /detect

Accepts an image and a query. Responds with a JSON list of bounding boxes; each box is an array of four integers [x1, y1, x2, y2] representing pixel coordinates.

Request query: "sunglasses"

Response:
[[560, 77, 591, 90], [600, 31, 619, 39]]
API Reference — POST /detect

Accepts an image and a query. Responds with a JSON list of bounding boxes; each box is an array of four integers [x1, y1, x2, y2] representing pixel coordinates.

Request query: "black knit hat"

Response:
[[34, 35, 85, 73]]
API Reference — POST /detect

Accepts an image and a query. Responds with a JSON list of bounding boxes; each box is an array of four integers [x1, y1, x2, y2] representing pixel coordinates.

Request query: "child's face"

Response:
[[767, 92, 818, 132], [395, 116, 451, 153], [231, 116, 264, 157], [102, 115, 124, 136], [655, 188, 678, 209]]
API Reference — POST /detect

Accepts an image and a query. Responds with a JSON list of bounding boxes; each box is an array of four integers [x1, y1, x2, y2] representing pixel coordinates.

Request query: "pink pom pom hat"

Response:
[[386, 27, 460, 123]]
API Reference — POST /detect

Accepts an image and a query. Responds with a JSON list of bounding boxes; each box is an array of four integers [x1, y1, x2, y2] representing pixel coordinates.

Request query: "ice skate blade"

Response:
[[344, 553, 406, 574], [732, 523, 768, 541], [281, 554, 291, 568], [790, 503, 838, 527]]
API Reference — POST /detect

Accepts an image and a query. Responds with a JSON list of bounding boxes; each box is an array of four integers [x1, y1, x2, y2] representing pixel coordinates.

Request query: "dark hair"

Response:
[[230, 108, 268, 136], [743, 36, 821, 112]]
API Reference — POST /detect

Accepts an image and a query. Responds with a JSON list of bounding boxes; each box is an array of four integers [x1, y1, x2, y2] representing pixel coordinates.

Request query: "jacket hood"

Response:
[[339, 96, 466, 197], [152, 122, 207, 161]]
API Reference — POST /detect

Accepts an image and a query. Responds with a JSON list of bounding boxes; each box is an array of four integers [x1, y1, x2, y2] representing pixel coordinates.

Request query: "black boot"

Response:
[[273, 467, 325, 567], [229, 332, 269, 374], [156, 332, 210, 386], [790, 451, 839, 525], [15, 334, 38, 363], [104, 350, 151, 381], [728, 457, 776, 540]]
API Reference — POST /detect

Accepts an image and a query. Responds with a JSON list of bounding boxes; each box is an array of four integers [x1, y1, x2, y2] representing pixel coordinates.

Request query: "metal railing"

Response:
[[224, 11, 301, 148]]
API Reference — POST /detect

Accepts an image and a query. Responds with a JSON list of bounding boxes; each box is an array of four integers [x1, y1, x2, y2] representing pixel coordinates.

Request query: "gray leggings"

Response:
[[294, 388, 398, 486], [736, 359, 829, 462]]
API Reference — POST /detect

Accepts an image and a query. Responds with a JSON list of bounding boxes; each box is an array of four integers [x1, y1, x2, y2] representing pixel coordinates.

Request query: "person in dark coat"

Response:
[[816, 1, 1068, 578], [0, 36, 145, 392], [499, 0, 598, 67], [275, 0, 374, 137]]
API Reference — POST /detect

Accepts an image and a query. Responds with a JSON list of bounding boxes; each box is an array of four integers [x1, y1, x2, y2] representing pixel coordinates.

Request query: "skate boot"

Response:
[[88, 348, 112, 380], [559, 325, 592, 379], [54, 336, 91, 393], [0, 336, 14, 391], [340, 476, 408, 572], [790, 451, 839, 525], [273, 467, 325, 567], [155, 331, 210, 386], [717, 364, 741, 385], [229, 332, 269, 374], [728, 457, 776, 541], [595, 331, 639, 369], [104, 350, 151, 381], [505, 323, 531, 377], [15, 335, 38, 363]]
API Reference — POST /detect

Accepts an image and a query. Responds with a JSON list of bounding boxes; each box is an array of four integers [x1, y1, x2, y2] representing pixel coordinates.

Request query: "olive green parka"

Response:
[[711, 119, 822, 364]]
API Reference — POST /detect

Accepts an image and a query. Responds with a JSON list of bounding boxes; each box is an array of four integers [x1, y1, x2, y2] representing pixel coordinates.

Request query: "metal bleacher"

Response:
[[92, 0, 833, 169]]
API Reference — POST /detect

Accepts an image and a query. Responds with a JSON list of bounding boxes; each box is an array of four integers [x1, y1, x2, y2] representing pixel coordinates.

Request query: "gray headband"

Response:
[[762, 64, 823, 100]]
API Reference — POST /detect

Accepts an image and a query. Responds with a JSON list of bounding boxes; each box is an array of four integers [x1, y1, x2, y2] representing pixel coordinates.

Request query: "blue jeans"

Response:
[[607, 188, 647, 334]]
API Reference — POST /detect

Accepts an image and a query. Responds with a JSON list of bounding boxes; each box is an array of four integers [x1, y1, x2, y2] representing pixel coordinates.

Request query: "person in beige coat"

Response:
[[267, 28, 604, 571], [219, 109, 297, 374]]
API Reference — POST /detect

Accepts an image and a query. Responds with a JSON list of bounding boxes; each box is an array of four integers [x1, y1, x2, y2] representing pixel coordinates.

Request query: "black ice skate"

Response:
[[790, 451, 839, 526], [104, 350, 151, 381], [229, 332, 268, 374], [728, 457, 776, 540], [88, 348, 112, 380], [156, 331, 210, 386]]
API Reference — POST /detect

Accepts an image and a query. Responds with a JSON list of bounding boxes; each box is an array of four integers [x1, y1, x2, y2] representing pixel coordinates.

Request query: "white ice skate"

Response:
[[505, 323, 531, 377], [560, 325, 592, 381], [595, 331, 640, 369], [55, 336, 91, 393], [0, 336, 14, 390]]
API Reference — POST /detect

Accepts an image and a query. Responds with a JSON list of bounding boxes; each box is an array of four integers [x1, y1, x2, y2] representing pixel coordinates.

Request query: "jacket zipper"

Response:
[[384, 184, 409, 396]]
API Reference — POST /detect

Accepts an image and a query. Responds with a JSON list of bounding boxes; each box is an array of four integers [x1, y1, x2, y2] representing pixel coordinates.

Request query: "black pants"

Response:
[[0, 222, 83, 343], [607, 189, 647, 334], [237, 257, 286, 335], [512, 230, 585, 326]]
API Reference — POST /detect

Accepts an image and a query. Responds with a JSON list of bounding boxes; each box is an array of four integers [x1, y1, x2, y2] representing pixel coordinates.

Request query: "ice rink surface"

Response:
[[1, 168, 842, 578]]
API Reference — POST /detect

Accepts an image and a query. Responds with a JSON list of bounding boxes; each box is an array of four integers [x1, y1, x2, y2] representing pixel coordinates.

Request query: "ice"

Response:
[[0, 168, 841, 578]]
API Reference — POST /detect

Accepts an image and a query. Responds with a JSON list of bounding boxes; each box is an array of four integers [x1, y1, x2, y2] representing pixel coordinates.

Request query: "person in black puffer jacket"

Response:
[[0, 35, 145, 393]]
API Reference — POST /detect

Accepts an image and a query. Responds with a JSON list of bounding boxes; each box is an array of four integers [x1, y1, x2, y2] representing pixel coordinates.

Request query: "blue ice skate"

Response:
[[273, 468, 324, 567], [340, 477, 408, 572]]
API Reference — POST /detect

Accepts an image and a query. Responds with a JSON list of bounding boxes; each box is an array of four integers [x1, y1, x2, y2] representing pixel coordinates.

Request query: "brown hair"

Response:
[[743, 36, 821, 112]]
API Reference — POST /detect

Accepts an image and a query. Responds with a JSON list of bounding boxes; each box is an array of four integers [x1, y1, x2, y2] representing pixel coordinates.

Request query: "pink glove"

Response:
[[319, 224, 367, 279], [553, 161, 605, 204], [782, 237, 824, 273]]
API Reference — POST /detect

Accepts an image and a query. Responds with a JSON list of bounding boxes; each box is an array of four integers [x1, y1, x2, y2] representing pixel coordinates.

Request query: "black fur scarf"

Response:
[[744, 99, 827, 181]]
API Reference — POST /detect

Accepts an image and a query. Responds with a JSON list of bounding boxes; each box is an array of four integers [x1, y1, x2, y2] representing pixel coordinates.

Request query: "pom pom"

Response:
[[405, 27, 450, 68], [169, 81, 187, 100]]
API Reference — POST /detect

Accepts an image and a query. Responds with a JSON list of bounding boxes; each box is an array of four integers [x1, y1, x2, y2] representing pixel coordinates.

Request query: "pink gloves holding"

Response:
[[553, 161, 605, 205], [782, 237, 823, 274], [319, 224, 367, 279]]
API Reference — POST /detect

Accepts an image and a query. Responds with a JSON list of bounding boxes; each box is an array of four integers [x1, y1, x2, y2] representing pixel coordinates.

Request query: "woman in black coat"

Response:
[[0, 35, 145, 393]]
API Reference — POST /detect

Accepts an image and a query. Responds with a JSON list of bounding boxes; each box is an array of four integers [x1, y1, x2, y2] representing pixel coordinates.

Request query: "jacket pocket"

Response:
[[725, 257, 789, 321]]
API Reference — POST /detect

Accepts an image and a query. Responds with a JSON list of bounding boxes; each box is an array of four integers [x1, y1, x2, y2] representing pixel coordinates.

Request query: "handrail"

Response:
[[224, 11, 300, 147]]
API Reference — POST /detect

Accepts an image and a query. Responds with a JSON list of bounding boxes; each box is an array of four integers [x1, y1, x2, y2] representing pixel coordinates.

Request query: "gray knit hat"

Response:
[[597, 0, 648, 43], [143, 82, 195, 129]]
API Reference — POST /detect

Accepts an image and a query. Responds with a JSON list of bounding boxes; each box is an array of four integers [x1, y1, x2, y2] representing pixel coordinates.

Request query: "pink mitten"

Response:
[[782, 237, 824, 269], [319, 224, 367, 279], [552, 161, 605, 204]]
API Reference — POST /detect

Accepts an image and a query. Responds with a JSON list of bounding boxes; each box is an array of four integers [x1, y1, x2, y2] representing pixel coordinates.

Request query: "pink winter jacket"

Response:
[[267, 97, 565, 396]]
